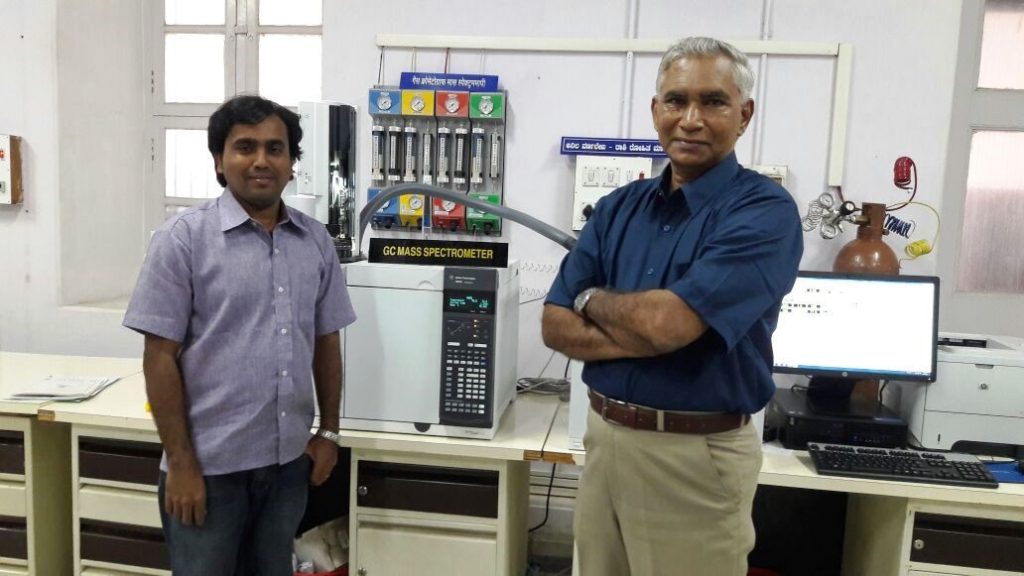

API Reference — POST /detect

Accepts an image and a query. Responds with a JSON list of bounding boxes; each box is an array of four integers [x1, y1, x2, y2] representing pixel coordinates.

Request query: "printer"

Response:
[[892, 332, 1024, 451]]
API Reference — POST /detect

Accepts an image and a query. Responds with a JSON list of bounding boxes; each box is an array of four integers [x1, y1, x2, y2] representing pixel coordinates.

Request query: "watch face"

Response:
[[445, 95, 460, 113], [377, 94, 393, 111]]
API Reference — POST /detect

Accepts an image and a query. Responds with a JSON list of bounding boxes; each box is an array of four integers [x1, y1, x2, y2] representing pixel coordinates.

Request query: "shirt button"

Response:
[[274, 248, 280, 254], [647, 268, 655, 275], [281, 370, 289, 377], [278, 286, 285, 293], [663, 224, 672, 232], [281, 411, 286, 417], [280, 328, 288, 335]]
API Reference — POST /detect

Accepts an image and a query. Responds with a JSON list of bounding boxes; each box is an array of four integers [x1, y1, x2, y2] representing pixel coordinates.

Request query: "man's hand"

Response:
[[305, 435, 338, 486], [165, 457, 206, 526]]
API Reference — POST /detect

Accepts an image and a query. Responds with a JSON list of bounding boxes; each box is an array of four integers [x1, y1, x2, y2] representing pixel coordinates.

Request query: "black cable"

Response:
[[563, 357, 571, 379], [877, 379, 889, 403], [529, 463, 558, 532], [376, 48, 384, 85]]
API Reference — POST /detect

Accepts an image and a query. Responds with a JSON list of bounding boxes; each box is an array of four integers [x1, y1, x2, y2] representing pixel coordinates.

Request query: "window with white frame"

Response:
[[957, 0, 1024, 293], [147, 0, 322, 228]]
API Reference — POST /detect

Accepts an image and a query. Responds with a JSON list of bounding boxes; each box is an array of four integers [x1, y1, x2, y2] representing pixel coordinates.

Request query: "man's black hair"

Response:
[[207, 94, 303, 187]]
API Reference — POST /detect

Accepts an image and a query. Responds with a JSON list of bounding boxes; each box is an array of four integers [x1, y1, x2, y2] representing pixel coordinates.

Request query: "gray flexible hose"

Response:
[[358, 183, 577, 256]]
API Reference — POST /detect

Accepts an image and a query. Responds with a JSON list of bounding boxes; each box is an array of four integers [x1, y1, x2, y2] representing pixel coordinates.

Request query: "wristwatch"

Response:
[[574, 287, 599, 317], [314, 428, 342, 444]]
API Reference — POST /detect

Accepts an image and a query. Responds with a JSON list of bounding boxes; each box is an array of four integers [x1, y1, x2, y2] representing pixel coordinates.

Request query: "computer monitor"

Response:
[[772, 271, 939, 400]]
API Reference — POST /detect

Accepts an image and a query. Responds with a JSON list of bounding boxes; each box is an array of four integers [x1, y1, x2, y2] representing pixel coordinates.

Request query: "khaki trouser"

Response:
[[574, 406, 762, 576]]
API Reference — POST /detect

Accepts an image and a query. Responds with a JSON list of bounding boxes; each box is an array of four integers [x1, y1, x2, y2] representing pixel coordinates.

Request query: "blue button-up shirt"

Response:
[[547, 153, 802, 413], [124, 190, 356, 475]]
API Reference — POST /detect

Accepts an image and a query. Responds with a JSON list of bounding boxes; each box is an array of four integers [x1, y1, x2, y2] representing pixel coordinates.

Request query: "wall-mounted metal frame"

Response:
[[376, 34, 852, 187]]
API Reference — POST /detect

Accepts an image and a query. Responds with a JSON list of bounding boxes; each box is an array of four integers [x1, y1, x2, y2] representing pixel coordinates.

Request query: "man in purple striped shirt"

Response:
[[124, 94, 356, 575]]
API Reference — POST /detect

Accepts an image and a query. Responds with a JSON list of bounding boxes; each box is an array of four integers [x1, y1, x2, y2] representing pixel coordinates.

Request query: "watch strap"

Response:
[[314, 428, 342, 443]]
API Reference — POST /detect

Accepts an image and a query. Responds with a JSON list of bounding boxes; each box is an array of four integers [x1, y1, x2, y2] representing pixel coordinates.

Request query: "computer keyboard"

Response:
[[807, 443, 999, 489]]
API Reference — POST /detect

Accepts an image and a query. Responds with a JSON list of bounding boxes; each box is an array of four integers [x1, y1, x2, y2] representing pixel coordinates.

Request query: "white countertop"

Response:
[[0, 352, 142, 416]]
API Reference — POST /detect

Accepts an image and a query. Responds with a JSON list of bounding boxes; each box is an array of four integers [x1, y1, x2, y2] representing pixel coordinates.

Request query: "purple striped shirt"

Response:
[[124, 190, 355, 475]]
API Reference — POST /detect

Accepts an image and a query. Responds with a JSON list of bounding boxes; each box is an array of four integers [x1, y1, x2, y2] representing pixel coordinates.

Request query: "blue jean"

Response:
[[158, 454, 311, 576]]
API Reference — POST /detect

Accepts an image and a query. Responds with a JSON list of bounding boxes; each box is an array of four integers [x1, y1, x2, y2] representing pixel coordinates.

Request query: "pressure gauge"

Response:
[[445, 94, 461, 114], [442, 200, 457, 212], [410, 96, 426, 113], [409, 196, 423, 210], [478, 97, 494, 115], [377, 93, 393, 111]]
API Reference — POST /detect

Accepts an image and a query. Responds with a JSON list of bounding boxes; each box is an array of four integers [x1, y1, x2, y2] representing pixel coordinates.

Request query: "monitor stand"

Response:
[[805, 376, 887, 420]]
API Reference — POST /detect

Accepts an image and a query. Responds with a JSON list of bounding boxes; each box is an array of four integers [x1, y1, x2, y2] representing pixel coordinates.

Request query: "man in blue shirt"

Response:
[[124, 95, 356, 575], [543, 37, 802, 576]]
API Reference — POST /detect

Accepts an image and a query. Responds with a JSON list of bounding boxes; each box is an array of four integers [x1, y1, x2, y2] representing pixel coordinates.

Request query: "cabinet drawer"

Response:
[[357, 461, 498, 518], [357, 521, 496, 576], [910, 513, 1024, 572], [79, 486, 161, 528], [919, 410, 1023, 450], [0, 433, 24, 476], [0, 516, 26, 561], [80, 520, 169, 571], [0, 482, 25, 518], [79, 438, 161, 486], [0, 564, 28, 576], [928, 363, 1024, 418], [82, 563, 171, 575]]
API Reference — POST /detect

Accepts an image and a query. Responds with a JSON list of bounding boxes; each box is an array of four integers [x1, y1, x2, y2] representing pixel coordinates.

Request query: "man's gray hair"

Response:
[[656, 37, 755, 101]]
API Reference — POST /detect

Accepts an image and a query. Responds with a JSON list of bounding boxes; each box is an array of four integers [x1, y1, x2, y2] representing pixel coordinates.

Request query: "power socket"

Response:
[[571, 155, 652, 231]]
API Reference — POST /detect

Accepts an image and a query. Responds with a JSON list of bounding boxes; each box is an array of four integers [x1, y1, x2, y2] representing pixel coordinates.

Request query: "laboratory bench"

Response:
[[3, 352, 1023, 575], [0, 352, 141, 576], [541, 399, 1024, 576]]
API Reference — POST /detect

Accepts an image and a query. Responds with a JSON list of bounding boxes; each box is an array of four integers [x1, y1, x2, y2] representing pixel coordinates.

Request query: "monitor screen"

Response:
[[772, 272, 939, 382]]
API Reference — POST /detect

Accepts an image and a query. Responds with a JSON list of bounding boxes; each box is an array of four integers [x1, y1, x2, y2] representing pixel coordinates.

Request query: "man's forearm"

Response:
[[143, 348, 197, 467], [313, 331, 342, 433], [585, 289, 707, 355], [541, 304, 644, 361]]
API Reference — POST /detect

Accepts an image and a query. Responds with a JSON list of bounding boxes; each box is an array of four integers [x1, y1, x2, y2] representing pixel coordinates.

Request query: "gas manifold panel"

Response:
[[367, 81, 507, 237]]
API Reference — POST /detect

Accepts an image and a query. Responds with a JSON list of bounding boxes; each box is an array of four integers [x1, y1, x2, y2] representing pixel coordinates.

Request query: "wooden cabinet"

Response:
[[349, 450, 528, 576], [845, 495, 1024, 576], [0, 416, 71, 576], [71, 426, 168, 576]]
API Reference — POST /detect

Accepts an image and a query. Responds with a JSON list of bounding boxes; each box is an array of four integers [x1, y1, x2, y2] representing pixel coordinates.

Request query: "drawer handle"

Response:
[[979, 383, 989, 391], [357, 485, 368, 497], [913, 538, 925, 550], [358, 568, 368, 576]]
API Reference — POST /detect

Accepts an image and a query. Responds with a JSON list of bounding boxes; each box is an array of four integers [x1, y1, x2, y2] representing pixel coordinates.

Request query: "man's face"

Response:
[[651, 55, 753, 182], [214, 115, 293, 210]]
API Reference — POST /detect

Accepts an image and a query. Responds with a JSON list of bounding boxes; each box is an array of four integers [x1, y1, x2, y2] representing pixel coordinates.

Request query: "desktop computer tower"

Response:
[[767, 387, 908, 449]]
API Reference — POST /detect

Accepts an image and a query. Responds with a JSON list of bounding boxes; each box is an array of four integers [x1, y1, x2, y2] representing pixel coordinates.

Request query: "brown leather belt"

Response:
[[588, 389, 750, 434]]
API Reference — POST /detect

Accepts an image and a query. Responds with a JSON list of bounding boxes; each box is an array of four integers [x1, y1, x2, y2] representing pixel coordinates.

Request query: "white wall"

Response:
[[0, 0, 143, 356], [57, 0, 145, 308], [0, 0, 982, 360]]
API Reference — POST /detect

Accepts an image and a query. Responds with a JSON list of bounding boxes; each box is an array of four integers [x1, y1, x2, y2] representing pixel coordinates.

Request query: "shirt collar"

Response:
[[218, 188, 307, 234], [658, 151, 741, 215]]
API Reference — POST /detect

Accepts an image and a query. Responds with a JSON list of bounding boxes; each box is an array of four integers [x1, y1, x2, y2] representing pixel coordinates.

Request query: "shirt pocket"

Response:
[[289, 252, 323, 330]]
